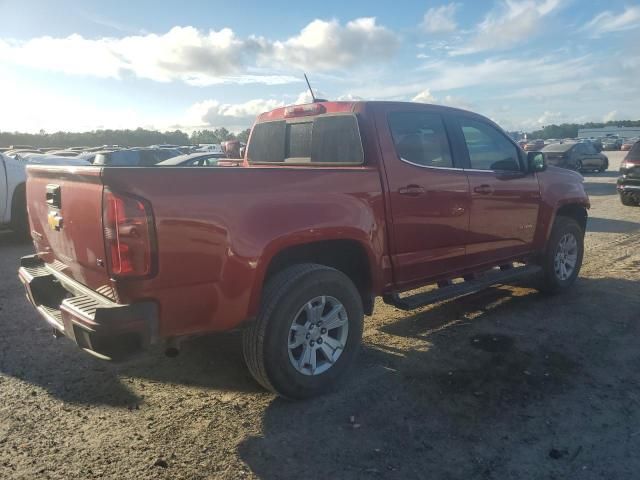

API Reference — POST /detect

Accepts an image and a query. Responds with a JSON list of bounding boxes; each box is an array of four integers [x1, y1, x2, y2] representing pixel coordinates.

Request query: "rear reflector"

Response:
[[103, 189, 155, 278], [284, 103, 326, 118]]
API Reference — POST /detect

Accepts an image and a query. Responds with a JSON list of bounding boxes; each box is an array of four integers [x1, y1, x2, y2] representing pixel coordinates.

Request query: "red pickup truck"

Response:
[[18, 101, 589, 399]]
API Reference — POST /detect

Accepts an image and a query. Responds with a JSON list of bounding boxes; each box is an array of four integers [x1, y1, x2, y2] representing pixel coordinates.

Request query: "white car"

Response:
[[0, 153, 28, 234], [196, 143, 224, 154], [1, 153, 91, 235]]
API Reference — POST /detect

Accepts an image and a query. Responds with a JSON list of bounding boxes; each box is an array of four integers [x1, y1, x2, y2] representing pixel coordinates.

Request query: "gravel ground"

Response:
[[1, 151, 639, 480]]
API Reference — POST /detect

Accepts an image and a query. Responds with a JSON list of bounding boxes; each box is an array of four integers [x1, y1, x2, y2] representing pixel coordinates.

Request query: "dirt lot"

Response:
[[1, 152, 639, 479]]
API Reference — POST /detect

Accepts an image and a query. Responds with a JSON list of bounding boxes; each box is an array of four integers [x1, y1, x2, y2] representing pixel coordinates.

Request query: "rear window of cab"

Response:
[[247, 114, 364, 165]]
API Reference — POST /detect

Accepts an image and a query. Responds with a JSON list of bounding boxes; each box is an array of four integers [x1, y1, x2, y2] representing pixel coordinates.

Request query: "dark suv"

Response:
[[618, 142, 640, 206], [93, 148, 180, 166]]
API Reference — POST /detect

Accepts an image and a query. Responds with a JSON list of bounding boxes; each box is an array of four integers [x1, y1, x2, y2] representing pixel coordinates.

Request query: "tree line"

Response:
[[0, 127, 252, 148], [528, 120, 640, 140]]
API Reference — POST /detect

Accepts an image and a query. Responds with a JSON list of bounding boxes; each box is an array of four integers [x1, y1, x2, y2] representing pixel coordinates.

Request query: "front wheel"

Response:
[[243, 264, 364, 399], [537, 216, 584, 294]]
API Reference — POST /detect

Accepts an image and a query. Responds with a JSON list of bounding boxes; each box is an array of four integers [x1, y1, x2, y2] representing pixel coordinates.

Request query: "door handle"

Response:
[[473, 184, 493, 195], [398, 184, 426, 196]]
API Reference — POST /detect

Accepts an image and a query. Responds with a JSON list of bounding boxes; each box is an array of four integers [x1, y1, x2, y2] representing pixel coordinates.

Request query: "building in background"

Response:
[[578, 126, 640, 138]]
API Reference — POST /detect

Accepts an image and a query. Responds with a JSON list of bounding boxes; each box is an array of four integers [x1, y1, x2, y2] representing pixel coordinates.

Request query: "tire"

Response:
[[620, 192, 638, 206], [9, 185, 30, 239], [242, 263, 364, 399], [537, 216, 584, 294], [575, 160, 583, 172]]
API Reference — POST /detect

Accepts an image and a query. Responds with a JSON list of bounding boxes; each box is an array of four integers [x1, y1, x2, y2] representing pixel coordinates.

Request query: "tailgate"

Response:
[[26, 165, 114, 296]]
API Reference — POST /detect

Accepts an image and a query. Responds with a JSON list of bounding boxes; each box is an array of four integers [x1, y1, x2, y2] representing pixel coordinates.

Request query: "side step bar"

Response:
[[383, 264, 542, 311]]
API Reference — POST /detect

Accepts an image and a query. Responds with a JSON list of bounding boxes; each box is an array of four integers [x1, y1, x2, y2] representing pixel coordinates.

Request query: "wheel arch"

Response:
[[249, 237, 378, 317]]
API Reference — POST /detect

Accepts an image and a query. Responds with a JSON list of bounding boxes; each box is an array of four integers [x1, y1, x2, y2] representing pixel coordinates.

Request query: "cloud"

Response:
[[268, 18, 399, 70], [421, 4, 459, 33], [451, 0, 564, 55], [412, 89, 437, 103], [412, 89, 472, 109], [420, 54, 592, 91], [0, 18, 399, 85], [583, 6, 640, 37], [185, 98, 284, 130]]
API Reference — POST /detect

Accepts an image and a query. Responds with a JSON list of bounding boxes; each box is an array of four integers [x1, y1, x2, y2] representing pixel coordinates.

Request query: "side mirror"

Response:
[[527, 151, 546, 172]]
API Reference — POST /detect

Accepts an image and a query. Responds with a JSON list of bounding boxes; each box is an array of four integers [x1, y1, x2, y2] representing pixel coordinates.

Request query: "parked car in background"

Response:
[[18, 100, 590, 399], [579, 138, 603, 152], [157, 152, 227, 166], [0, 153, 27, 234], [93, 148, 179, 166], [45, 150, 81, 157], [618, 141, 640, 206], [621, 138, 638, 151], [5, 149, 42, 159], [197, 144, 224, 154], [1, 152, 92, 236], [21, 153, 92, 166], [542, 142, 608, 172], [601, 137, 620, 151], [524, 139, 545, 151]]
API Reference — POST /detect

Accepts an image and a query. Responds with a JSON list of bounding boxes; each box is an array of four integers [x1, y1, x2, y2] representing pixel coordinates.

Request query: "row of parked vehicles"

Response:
[[522, 136, 638, 153], [0, 142, 244, 234]]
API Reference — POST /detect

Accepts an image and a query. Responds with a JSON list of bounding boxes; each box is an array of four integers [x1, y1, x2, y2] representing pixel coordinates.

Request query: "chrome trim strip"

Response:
[[397, 156, 464, 171]]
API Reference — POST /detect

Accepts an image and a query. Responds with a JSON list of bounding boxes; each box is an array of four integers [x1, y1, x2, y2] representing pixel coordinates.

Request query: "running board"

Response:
[[383, 264, 542, 311]]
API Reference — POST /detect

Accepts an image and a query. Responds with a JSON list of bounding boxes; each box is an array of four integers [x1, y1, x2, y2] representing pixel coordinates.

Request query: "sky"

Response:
[[0, 0, 639, 133]]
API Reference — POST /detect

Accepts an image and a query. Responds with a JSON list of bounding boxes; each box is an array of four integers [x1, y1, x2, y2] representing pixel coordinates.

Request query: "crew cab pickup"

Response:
[[18, 101, 590, 399]]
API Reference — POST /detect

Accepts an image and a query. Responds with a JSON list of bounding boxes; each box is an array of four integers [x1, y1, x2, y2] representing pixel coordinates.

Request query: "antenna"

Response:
[[304, 73, 316, 103]]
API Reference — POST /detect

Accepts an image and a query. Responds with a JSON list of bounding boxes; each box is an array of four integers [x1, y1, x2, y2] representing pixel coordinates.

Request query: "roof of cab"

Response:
[[256, 100, 476, 123]]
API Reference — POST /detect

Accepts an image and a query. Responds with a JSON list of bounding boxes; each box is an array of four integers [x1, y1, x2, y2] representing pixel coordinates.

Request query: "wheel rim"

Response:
[[287, 295, 349, 376], [554, 233, 578, 281]]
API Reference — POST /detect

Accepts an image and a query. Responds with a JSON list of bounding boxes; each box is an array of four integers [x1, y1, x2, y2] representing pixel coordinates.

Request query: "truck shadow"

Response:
[[2, 272, 639, 421], [237, 276, 640, 479]]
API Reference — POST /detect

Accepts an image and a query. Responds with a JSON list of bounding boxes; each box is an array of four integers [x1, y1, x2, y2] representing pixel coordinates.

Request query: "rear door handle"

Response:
[[398, 185, 426, 196], [473, 184, 493, 195]]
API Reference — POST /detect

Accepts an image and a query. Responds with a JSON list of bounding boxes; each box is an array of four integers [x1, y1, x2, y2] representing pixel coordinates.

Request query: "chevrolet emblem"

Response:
[[48, 211, 64, 231]]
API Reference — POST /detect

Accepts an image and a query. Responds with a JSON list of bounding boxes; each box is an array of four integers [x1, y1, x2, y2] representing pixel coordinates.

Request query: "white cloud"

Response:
[[412, 89, 437, 103], [268, 17, 399, 70], [420, 55, 592, 91], [0, 18, 399, 85], [185, 98, 285, 130], [412, 89, 472, 109], [603, 110, 618, 123], [536, 111, 564, 125], [451, 0, 564, 55], [583, 6, 640, 37], [421, 4, 459, 33]]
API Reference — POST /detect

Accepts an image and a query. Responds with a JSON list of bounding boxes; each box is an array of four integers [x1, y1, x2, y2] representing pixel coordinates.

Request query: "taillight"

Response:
[[284, 103, 326, 118], [102, 189, 155, 278]]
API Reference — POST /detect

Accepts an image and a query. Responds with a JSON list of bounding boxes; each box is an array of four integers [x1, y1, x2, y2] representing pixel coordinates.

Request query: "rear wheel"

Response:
[[243, 263, 364, 399], [537, 216, 584, 294]]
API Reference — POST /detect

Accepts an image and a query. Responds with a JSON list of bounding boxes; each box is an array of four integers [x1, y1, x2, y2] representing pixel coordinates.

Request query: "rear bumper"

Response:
[[617, 177, 640, 192], [18, 254, 159, 360]]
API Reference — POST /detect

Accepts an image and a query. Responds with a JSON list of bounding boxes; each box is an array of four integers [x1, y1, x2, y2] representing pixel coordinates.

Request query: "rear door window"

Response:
[[247, 114, 363, 165], [387, 112, 453, 168]]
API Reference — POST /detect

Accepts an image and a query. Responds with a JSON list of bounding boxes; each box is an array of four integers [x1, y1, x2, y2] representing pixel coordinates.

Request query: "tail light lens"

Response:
[[103, 189, 156, 278]]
